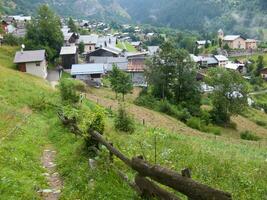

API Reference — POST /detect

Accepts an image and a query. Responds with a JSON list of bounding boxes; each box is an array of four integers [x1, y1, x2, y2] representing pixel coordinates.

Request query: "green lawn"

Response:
[[116, 41, 137, 52]]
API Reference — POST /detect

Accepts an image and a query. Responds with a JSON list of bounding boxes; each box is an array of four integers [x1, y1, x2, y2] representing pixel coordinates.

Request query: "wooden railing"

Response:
[[90, 131, 232, 200]]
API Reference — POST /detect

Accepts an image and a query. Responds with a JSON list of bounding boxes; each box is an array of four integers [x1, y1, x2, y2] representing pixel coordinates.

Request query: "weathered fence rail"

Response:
[[90, 131, 232, 200]]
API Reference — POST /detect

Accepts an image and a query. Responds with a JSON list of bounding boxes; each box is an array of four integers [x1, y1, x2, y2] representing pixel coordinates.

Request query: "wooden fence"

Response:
[[90, 131, 232, 200]]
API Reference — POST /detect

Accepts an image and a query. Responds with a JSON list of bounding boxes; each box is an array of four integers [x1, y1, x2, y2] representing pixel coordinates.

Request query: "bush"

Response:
[[199, 109, 211, 124], [255, 120, 267, 127], [240, 131, 261, 141], [186, 117, 202, 130], [134, 94, 158, 110], [157, 100, 191, 122], [115, 105, 135, 133], [3, 34, 22, 46], [205, 125, 221, 135], [58, 78, 86, 104]]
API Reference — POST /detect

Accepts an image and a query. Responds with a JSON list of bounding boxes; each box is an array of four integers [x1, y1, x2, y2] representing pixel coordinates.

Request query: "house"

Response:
[[214, 55, 229, 67], [223, 35, 247, 49], [190, 54, 218, 68], [86, 45, 123, 61], [148, 46, 160, 56], [12, 28, 27, 38], [63, 32, 79, 46], [60, 46, 78, 69], [146, 32, 155, 40], [260, 68, 267, 80], [13, 50, 47, 79], [224, 62, 246, 74], [245, 39, 257, 50], [96, 36, 117, 48], [88, 56, 128, 72], [131, 41, 142, 50], [71, 63, 105, 86], [126, 52, 148, 86], [196, 40, 211, 49], [78, 34, 99, 53]]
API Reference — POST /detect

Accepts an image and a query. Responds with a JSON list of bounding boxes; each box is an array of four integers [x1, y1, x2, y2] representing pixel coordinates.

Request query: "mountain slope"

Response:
[[118, 0, 267, 36], [1, 0, 267, 35], [1, 0, 130, 21]]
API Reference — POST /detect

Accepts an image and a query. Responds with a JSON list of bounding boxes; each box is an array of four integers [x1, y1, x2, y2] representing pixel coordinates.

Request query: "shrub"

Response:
[[59, 78, 85, 104], [255, 120, 267, 127], [157, 100, 191, 122], [205, 125, 221, 135], [3, 34, 22, 46], [134, 94, 158, 110], [115, 105, 135, 133], [240, 131, 261, 141], [199, 109, 211, 124], [186, 117, 203, 130]]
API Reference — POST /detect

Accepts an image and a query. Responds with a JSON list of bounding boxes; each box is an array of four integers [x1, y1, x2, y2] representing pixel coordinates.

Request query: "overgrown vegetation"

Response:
[[114, 105, 135, 133], [109, 65, 133, 101], [240, 131, 261, 141]]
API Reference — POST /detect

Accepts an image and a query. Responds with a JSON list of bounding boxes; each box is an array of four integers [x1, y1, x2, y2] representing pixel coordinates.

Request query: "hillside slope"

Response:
[[2, 0, 267, 35], [0, 46, 266, 199], [1, 0, 130, 21]]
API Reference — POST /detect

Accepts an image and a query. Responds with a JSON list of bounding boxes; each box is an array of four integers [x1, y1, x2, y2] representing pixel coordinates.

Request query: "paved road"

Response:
[[46, 69, 61, 88], [47, 69, 60, 82]]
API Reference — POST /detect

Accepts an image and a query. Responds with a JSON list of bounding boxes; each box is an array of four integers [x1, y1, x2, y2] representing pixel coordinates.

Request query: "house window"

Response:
[[36, 62, 40, 67]]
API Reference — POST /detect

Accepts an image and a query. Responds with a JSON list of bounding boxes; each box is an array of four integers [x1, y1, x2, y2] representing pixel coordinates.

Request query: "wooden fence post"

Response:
[[109, 142, 114, 163], [182, 168, 194, 200]]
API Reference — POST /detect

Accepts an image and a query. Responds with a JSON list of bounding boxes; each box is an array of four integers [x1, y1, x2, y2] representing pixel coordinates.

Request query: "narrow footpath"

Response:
[[39, 148, 63, 200]]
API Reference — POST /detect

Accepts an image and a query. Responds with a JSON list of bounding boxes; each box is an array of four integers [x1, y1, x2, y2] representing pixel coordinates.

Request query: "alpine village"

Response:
[[0, 1, 267, 200]]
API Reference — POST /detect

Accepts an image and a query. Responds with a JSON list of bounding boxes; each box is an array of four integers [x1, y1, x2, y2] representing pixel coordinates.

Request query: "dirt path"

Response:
[[39, 148, 63, 200]]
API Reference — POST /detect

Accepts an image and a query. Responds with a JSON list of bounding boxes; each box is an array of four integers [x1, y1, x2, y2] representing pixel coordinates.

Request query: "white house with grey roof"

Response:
[[13, 50, 47, 79]]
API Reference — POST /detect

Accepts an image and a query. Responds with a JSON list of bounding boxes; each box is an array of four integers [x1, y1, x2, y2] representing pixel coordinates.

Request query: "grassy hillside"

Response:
[[0, 46, 267, 199], [0, 50, 136, 199]]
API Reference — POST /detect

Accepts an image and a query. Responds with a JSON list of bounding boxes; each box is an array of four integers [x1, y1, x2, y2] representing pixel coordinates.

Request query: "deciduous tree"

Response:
[[25, 5, 63, 62], [205, 68, 248, 124]]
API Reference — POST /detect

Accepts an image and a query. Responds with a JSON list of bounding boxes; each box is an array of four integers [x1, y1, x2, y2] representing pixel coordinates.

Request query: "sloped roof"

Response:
[[96, 36, 117, 48], [131, 41, 141, 46], [246, 39, 257, 43], [14, 50, 45, 63], [126, 51, 149, 58], [71, 64, 105, 75], [214, 55, 229, 62], [203, 56, 218, 65], [223, 35, 243, 41], [148, 46, 160, 55], [190, 54, 202, 63], [60, 46, 77, 55], [225, 62, 244, 70], [79, 34, 99, 44], [196, 40, 211, 45], [102, 45, 122, 55]]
